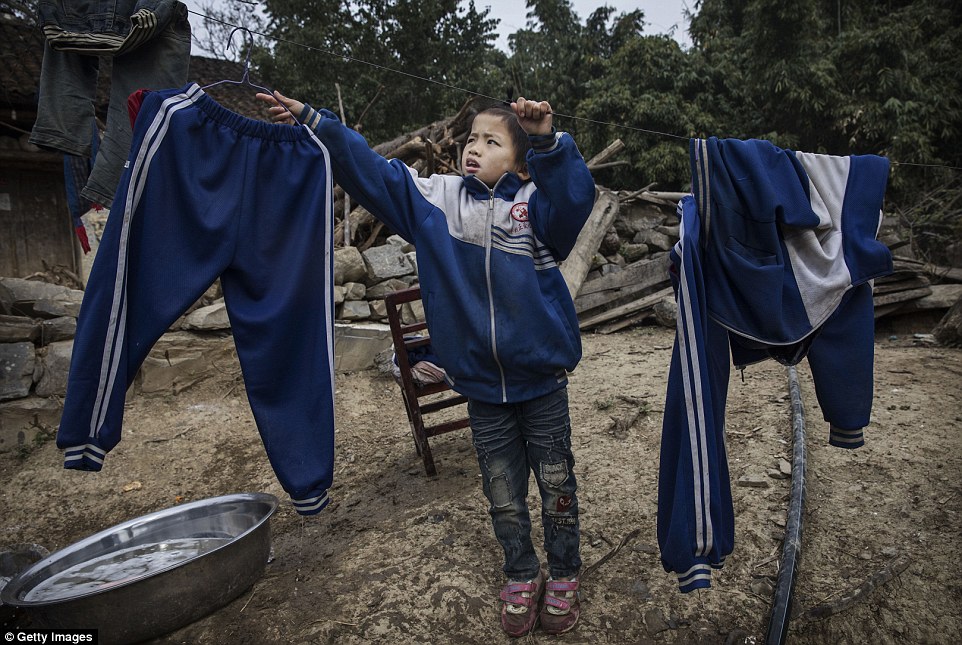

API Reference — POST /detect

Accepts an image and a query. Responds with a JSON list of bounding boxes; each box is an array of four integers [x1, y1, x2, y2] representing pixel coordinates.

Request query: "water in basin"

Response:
[[25, 537, 230, 602]]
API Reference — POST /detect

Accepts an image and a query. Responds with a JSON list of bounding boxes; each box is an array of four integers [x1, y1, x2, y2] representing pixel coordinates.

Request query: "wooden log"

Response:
[[359, 221, 384, 252], [576, 281, 656, 316], [586, 139, 624, 169], [597, 307, 657, 334], [444, 96, 488, 141], [386, 136, 426, 162], [873, 275, 931, 294], [891, 257, 925, 270], [424, 138, 436, 176], [579, 286, 674, 330], [575, 279, 665, 316], [578, 256, 669, 297], [875, 270, 926, 283], [373, 116, 450, 159], [923, 262, 962, 284], [574, 256, 670, 317], [334, 80, 353, 247], [620, 183, 657, 203], [893, 284, 962, 312], [560, 189, 619, 300], [334, 205, 376, 248], [872, 287, 933, 308], [647, 190, 688, 202], [353, 84, 384, 131], [873, 302, 905, 319], [886, 257, 962, 283], [587, 161, 631, 172], [634, 192, 682, 207], [883, 238, 911, 252]]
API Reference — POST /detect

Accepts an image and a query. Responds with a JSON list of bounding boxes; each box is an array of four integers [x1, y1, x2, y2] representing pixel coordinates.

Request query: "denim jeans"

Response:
[[468, 387, 581, 581], [30, 12, 190, 207]]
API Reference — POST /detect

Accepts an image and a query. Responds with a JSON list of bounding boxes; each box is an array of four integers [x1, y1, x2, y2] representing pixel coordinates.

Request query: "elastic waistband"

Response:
[[182, 83, 311, 142]]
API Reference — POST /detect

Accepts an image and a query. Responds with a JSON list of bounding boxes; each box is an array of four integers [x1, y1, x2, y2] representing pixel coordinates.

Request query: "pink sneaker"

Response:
[[540, 576, 580, 634], [499, 570, 545, 637]]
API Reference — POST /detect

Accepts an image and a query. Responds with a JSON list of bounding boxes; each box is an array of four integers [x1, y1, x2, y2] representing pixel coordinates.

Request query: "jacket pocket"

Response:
[[725, 235, 777, 267]]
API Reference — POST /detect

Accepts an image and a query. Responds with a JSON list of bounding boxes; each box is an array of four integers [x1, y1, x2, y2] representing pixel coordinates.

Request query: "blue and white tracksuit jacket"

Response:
[[658, 137, 892, 591], [297, 105, 596, 404]]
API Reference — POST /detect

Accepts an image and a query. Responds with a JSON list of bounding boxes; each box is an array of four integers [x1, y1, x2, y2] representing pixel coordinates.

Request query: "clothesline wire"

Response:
[[190, 9, 692, 142], [188, 9, 962, 170]]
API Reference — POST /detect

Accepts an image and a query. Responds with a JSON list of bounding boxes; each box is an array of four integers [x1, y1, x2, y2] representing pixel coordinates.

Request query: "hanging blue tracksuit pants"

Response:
[[57, 83, 336, 515], [658, 137, 892, 591]]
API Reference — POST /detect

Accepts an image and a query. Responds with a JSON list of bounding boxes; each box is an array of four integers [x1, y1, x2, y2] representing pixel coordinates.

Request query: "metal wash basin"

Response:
[[1, 493, 278, 644]]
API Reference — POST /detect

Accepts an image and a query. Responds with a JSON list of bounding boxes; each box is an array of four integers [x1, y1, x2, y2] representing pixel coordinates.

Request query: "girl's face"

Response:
[[462, 113, 529, 187]]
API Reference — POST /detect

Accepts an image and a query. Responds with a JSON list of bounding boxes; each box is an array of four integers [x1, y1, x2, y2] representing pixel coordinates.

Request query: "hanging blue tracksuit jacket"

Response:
[[58, 84, 336, 516], [297, 104, 596, 404], [659, 137, 892, 591]]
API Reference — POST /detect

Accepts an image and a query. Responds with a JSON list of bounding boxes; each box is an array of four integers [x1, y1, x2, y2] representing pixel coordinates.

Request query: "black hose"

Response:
[[766, 365, 808, 645]]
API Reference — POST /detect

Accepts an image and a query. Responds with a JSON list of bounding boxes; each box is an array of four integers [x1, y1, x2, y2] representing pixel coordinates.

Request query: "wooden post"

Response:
[[560, 188, 619, 300], [335, 82, 352, 247], [586, 139, 625, 170]]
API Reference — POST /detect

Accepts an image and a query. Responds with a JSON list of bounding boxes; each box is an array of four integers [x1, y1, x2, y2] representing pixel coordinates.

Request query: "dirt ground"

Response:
[[2, 318, 961, 644]]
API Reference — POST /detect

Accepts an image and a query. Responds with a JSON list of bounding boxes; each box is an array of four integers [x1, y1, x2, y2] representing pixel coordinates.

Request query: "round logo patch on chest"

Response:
[[510, 202, 529, 222]]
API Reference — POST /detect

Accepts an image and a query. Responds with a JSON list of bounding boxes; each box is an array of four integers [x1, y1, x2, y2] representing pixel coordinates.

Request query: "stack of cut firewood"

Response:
[[570, 250, 962, 333], [573, 255, 673, 334], [874, 258, 962, 319]]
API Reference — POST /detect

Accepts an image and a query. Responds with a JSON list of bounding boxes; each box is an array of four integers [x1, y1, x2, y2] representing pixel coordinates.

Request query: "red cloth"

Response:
[[75, 225, 91, 254], [127, 89, 151, 128]]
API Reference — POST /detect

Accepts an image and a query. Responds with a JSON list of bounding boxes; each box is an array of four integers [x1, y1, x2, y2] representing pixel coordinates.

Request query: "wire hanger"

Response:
[[202, 26, 296, 122]]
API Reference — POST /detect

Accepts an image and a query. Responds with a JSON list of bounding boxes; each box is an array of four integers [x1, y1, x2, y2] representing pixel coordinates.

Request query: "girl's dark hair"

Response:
[[467, 103, 531, 171]]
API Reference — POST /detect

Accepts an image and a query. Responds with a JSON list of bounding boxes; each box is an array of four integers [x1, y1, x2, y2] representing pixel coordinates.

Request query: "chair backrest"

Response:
[[383, 285, 470, 475]]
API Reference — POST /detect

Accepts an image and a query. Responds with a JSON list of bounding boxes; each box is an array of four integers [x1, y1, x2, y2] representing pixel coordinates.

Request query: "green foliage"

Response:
[[228, 0, 960, 210], [252, 0, 507, 142], [0, 0, 37, 23], [689, 0, 962, 209], [831, 0, 962, 198], [579, 33, 713, 190], [506, 0, 589, 104]]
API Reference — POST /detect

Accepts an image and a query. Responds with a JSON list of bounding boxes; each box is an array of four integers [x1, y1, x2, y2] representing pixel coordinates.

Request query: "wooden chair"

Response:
[[383, 286, 470, 475]]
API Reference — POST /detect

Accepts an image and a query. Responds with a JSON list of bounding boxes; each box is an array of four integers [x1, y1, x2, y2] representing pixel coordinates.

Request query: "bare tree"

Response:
[[0, 0, 39, 24], [192, 0, 267, 61]]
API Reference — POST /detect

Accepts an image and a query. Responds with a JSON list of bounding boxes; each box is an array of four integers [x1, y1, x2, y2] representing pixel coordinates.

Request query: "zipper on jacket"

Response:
[[483, 179, 508, 402]]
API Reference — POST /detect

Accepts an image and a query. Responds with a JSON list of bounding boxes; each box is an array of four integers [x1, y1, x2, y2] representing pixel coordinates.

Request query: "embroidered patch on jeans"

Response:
[[541, 461, 568, 487], [556, 495, 573, 512]]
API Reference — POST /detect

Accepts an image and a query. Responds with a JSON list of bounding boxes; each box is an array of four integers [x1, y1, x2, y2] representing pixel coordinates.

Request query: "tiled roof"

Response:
[[0, 14, 266, 121]]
